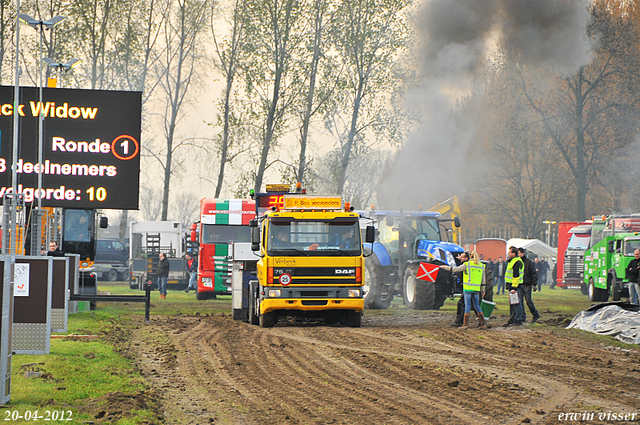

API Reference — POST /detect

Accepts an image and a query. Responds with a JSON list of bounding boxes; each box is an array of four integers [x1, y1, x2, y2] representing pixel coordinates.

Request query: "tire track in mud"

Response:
[[269, 326, 553, 424], [348, 326, 640, 423], [194, 318, 439, 424], [131, 313, 640, 425]]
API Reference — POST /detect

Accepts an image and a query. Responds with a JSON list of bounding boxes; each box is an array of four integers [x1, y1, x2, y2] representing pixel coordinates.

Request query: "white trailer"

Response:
[[129, 221, 188, 290]]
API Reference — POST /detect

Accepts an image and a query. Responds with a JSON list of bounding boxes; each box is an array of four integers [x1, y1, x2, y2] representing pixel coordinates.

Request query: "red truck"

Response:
[[190, 198, 256, 300], [556, 221, 586, 288]]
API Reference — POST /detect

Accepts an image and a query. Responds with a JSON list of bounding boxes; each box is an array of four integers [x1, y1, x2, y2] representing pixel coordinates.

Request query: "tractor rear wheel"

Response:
[[403, 267, 434, 310], [363, 259, 391, 309]]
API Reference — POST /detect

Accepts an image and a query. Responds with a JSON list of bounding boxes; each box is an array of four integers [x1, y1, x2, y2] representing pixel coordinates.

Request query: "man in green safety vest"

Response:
[[503, 246, 524, 327], [440, 251, 487, 329]]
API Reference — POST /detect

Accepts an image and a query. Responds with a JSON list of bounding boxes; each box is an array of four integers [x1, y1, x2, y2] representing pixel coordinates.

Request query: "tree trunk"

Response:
[[297, 1, 323, 184], [215, 66, 234, 197], [254, 79, 280, 193], [337, 80, 364, 194], [119, 210, 128, 241], [573, 70, 587, 221], [161, 4, 188, 221]]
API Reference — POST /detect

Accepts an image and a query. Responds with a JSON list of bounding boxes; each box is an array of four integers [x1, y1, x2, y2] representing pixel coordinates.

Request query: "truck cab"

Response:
[[564, 224, 591, 292], [583, 216, 640, 301], [192, 199, 255, 300], [248, 193, 372, 327]]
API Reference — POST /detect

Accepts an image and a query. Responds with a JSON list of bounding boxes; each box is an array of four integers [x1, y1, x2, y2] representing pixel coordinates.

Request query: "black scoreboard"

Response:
[[0, 86, 141, 209]]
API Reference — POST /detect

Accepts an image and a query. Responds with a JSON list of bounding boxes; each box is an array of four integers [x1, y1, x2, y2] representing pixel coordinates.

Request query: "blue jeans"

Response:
[[508, 287, 524, 324], [630, 282, 640, 305], [158, 276, 168, 295], [520, 284, 540, 321], [188, 272, 197, 289], [463, 291, 481, 314], [496, 276, 505, 294]]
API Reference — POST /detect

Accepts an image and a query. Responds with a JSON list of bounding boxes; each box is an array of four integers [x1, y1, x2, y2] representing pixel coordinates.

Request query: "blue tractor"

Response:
[[359, 210, 464, 309]]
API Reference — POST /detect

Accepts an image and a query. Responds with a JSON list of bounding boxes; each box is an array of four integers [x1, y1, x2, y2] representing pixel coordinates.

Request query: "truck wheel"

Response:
[[248, 283, 260, 325], [196, 288, 206, 300], [580, 284, 589, 296], [259, 311, 276, 328], [611, 276, 621, 301], [588, 278, 608, 302], [342, 311, 362, 327], [403, 267, 434, 310], [120, 269, 130, 281], [363, 259, 391, 309], [250, 299, 259, 325], [107, 269, 118, 282]]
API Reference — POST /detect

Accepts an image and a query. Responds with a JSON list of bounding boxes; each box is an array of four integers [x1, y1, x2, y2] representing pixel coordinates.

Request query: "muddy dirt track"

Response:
[[124, 311, 640, 425]]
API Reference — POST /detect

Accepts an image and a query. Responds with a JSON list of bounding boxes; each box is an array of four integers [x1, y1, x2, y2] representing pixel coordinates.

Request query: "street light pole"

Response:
[[18, 14, 66, 254], [8, 0, 22, 255], [543, 220, 557, 246]]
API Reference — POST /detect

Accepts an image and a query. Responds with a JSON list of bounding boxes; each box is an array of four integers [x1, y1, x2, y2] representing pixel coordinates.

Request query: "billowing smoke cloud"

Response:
[[377, 0, 592, 209]]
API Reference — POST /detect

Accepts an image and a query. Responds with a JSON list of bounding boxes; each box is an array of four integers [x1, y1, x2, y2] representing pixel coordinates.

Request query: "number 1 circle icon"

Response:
[[111, 135, 140, 160]]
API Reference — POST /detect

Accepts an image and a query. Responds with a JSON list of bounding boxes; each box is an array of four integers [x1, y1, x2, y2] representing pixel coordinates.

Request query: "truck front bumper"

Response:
[[261, 298, 364, 314]]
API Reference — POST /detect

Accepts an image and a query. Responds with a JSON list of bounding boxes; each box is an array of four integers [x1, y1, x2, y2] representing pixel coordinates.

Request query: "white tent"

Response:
[[507, 238, 557, 259]]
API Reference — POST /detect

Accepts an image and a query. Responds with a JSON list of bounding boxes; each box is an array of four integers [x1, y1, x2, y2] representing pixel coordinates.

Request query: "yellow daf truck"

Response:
[[247, 190, 374, 328]]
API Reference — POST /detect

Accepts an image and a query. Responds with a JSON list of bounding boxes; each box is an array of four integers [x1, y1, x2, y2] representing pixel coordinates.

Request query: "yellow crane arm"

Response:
[[429, 196, 461, 245]]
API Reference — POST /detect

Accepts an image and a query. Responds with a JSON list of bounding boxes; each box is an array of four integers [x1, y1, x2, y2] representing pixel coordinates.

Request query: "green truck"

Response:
[[583, 216, 640, 302]]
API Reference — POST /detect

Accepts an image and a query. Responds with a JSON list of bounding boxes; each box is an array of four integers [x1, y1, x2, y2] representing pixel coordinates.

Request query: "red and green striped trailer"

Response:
[[194, 199, 256, 300]]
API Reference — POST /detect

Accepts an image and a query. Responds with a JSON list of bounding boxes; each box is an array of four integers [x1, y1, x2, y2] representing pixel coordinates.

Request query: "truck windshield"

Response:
[[202, 224, 251, 244], [568, 234, 590, 249], [267, 220, 361, 256], [624, 239, 640, 256]]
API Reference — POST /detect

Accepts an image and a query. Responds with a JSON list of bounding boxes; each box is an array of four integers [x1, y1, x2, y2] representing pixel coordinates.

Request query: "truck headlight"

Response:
[[202, 277, 212, 287], [348, 289, 360, 297], [268, 290, 281, 297]]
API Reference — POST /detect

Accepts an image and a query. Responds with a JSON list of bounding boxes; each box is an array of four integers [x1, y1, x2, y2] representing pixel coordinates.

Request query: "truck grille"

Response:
[[274, 267, 357, 285], [564, 253, 584, 279]]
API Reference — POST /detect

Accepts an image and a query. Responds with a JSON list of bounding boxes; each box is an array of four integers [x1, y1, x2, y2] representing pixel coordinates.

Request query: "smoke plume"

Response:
[[377, 0, 592, 210]]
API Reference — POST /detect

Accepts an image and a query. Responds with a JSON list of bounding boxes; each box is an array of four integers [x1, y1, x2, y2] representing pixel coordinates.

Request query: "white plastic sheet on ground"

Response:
[[566, 303, 640, 345]]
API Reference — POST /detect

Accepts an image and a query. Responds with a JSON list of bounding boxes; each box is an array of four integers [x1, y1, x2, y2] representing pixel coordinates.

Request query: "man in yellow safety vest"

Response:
[[503, 246, 524, 327]]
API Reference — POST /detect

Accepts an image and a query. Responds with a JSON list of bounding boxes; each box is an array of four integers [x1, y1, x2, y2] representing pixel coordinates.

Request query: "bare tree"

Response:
[[315, 147, 391, 209], [173, 191, 199, 226], [210, 0, 247, 197], [294, 0, 334, 185], [140, 185, 163, 221], [330, 0, 410, 195], [68, 0, 119, 89], [241, 0, 306, 193], [0, 0, 15, 84], [115, 0, 168, 241], [514, 4, 640, 220], [479, 108, 572, 238], [153, 0, 209, 220]]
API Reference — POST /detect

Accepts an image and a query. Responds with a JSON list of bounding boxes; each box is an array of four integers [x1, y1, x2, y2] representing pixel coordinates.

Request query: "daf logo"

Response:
[[335, 269, 355, 275]]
